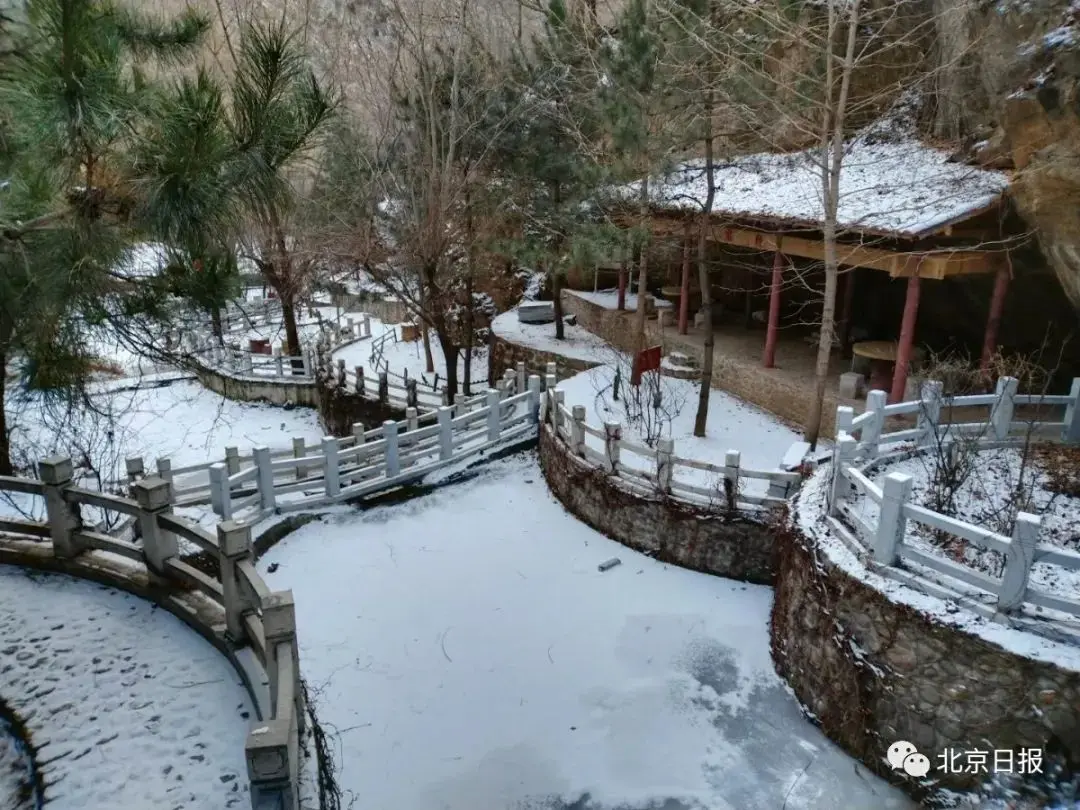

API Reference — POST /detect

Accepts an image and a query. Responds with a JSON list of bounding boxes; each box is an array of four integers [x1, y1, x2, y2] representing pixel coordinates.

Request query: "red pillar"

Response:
[[678, 233, 691, 335], [980, 264, 1010, 373], [890, 275, 921, 404], [763, 250, 783, 368], [617, 260, 627, 311]]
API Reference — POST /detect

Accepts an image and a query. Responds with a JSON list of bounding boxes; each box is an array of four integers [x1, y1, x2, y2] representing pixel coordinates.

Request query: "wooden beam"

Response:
[[639, 217, 1003, 279]]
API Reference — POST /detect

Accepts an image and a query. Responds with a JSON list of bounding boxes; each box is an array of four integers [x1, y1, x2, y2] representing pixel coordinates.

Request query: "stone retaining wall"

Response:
[[195, 366, 321, 408], [538, 426, 776, 584], [772, 485, 1080, 795], [489, 334, 600, 384]]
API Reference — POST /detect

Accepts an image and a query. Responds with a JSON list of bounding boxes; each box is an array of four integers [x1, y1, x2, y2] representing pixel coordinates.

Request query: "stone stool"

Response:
[[838, 371, 865, 400]]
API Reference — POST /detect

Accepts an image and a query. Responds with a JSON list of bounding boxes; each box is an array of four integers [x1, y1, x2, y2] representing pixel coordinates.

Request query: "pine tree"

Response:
[[0, 0, 209, 475]]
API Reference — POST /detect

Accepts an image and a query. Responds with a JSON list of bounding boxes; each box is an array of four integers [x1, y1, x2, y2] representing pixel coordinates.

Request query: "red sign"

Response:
[[631, 345, 662, 386]]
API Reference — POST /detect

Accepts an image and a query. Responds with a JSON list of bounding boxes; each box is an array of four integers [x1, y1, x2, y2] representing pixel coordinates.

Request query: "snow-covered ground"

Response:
[[566, 289, 673, 311], [797, 466, 1080, 671], [557, 365, 807, 495], [332, 318, 488, 389], [259, 454, 913, 810], [0, 565, 252, 809], [1, 377, 324, 525], [492, 310, 612, 364], [845, 447, 1080, 603]]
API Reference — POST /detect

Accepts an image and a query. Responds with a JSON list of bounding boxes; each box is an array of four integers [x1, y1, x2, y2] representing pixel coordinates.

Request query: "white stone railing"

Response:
[[123, 362, 547, 524], [826, 376, 1080, 626], [542, 377, 809, 511], [0, 460, 304, 809]]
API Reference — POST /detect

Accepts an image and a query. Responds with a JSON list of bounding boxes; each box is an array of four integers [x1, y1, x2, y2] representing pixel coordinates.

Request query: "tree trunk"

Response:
[[210, 308, 224, 343], [552, 268, 565, 340], [464, 275, 474, 396], [803, 0, 860, 449], [418, 272, 435, 374], [693, 86, 717, 438], [440, 335, 459, 400], [0, 347, 10, 476], [633, 178, 650, 356]]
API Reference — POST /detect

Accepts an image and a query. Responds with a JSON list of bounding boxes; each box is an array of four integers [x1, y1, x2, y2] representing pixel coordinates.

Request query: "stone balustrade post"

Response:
[[873, 472, 912, 564], [292, 438, 307, 480], [322, 437, 340, 498], [132, 477, 177, 577], [406, 407, 419, 433], [154, 457, 173, 487], [603, 421, 621, 472], [355, 366, 365, 395], [527, 375, 542, 424], [253, 446, 276, 512], [274, 348, 284, 377], [486, 389, 502, 441], [263, 590, 305, 734], [352, 423, 366, 448], [125, 457, 145, 496], [209, 462, 229, 519], [828, 434, 858, 516], [378, 372, 389, 404], [218, 520, 254, 644], [916, 380, 944, 446], [724, 450, 741, 509], [991, 375, 1019, 441], [999, 512, 1041, 612], [656, 437, 674, 493], [570, 406, 586, 456], [1063, 378, 1080, 443], [406, 379, 418, 409], [225, 446, 241, 476], [862, 390, 887, 458], [438, 407, 454, 460], [516, 362, 527, 395], [835, 405, 854, 438], [38, 457, 84, 558], [383, 421, 400, 477], [336, 358, 347, 389], [246, 718, 297, 810]]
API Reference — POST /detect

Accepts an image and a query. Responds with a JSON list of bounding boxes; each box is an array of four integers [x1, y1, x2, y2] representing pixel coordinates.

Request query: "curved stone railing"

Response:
[[541, 377, 808, 512], [826, 376, 1080, 632], [0, 460, 304, 810]]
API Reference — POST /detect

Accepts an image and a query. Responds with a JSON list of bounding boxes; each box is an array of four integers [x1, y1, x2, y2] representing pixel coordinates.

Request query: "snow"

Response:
[[2, 377, 323, 521], [617, 139, 1009, 238], [845, 447, 1080, 606], [259, 454, 913, 810], [332, 317, 487, 389], [113, 243, 169, 280], [557, 365, 807, 495], [0, 565, 252, 809], [795, 465, 1080, 672], [566, 289, 672, 311], [492, 310, 611, 363]]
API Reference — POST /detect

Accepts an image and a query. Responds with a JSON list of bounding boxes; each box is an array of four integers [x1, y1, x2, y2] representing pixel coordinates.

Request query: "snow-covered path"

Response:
[[260, 453, 914, 810], [0, 566, 252, 810]]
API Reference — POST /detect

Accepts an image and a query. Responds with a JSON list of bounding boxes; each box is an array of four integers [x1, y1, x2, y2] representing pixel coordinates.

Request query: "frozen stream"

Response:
[[260, 453, 915, 810]]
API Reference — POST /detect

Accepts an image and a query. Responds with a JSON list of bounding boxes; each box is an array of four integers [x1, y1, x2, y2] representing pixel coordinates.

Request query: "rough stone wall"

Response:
[[771, 511, 1080, 794], [317, 381, 407, 436], [488, 334, 600, 383], [539, 426, 777, 584], [561, 293, 640, 353], [195, 367, 321, 408]]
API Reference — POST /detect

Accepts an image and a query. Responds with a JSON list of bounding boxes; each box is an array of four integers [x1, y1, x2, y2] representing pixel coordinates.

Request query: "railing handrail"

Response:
[[825, 375, 1080, 629], [0, 459, 303, 809], [542, 383, 810, 512]]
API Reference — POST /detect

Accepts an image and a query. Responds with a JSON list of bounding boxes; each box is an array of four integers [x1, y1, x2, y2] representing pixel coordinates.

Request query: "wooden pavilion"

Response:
[[610, 138, 1014, 403]]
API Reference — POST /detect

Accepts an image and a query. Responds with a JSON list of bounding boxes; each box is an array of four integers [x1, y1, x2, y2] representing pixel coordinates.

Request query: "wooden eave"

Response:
[[637, 213, 1006, 280]]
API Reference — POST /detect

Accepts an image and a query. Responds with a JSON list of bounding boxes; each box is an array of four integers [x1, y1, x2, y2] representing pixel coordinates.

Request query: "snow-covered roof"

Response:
[[621, 138, 1010, 239]]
